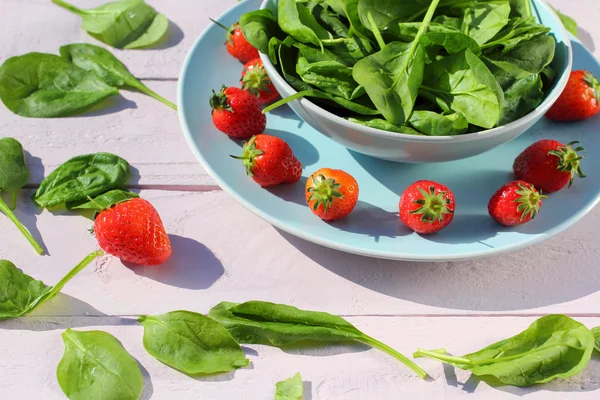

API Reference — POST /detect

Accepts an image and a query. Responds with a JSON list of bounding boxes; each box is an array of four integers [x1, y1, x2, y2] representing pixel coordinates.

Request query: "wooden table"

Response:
[[1, 0, 599, 398]]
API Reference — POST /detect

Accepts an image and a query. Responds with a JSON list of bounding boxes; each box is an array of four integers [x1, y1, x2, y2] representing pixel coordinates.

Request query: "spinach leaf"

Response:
[[419, 31, 481, 61], [508, 0, 531, 18], [498, 73, 543, 125], [52, 0, 168, 49], [33, 153, 130, 209], [209, 301, 428, 378], [240, 9, 284, 54], [0, 138, 44, 254], [66, 189, 139, 211], [279, 0, 330, 49], [357, 0, 430, 30], [343, 0, 374, 41], [551, 6, 578, 37], [0, 53, 118, 118], [57, 329, 144, 400], [409, 111, 468, 135], [297, 58, 358, 99], [593, 327, 600, 352], [60, 43, 176, 110], [461, 1, 510, 45], [420, 49, 503, 129], [433, 15, 462, 30], [414, 315, 595, 387], [348, 117, 423, 134], [484, 34, 555, 78], [482, 17, 550, 53], [275, 373, 303, 400], [353, 0, 441, 124], [138, 310, 249, 375], [0, 252, 101, 319], [294, 42, 354, 67]]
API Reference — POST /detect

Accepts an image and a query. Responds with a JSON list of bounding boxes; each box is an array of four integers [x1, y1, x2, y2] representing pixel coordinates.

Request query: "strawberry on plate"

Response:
[[546, 70, 600, 121], [399, 180, 455, 234], [95, 198, 172, 265], [241, 58, 280, 106], [306, 168, 359, 221], [233, 134, 302, 187], [488, 181, 546, 227], [210, 19, 259, 63], [513, 139, 585, 193], [210, 86, 266, 139]]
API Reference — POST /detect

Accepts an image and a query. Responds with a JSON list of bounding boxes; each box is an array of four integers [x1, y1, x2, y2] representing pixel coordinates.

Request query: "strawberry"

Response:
[[306, 168, 359, 221], [488, 181, 546, 226], [399, 180, 455, 235], [241, 58, 280, 106], [94, 198, 172, 265], [210, 19, 259, 63], [546, 70, 600, 121], [513, 139, 585, 193], [233, 134, 302, 187], [210, 86, 266, 139]]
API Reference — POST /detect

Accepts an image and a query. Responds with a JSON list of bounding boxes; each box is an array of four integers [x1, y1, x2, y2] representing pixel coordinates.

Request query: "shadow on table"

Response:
[[149, 20, 184, 50], [578, 27, 596, 53], [277, 202, 600, 312], [136, 357, 155, 400], [281, 342, 370, 358], [126, 235, 224, 290], [0, 294, 135, 331], [80, 95, 137, 117]]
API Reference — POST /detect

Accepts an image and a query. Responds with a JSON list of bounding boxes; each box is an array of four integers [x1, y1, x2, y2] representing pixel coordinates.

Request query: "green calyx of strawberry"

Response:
[[515, 183, 547, 221], [307, 174, 343, 213], [548, 141, 586, 187], [410, 186, 453, 223], [209, 18, 238, 46], [583, 71, 600, 103], [241, 64, 272, 97], [230, 136, 264, 176], [209, 85, 232, 113]]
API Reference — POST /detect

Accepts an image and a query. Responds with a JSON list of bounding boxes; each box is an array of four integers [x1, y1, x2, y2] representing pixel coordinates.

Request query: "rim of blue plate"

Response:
[[177, 0, 600, 261]]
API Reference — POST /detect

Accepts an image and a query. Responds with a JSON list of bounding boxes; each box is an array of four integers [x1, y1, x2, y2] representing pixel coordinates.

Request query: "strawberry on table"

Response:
[[241, 58, 280, 106], [488, 181, 546, 227], [210, 19, 259, 63], [306, 169, 359, 221], [513, 139, 585, 193], [94, 198, 172, 266], [233, 134, 302, 187], [399, 180, 455, 235], [210, 86, 266, 139], [546, 70, 600, 121]]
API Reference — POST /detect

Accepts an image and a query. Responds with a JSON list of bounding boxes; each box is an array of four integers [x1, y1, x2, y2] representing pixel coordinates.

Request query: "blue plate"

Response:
[[178, 0, 600, 261]]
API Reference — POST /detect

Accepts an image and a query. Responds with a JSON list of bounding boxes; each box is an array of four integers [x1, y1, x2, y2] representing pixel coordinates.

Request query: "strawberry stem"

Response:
[[515, 183, 547, 221], [548, 141, 586, 187], [307, 174, 344, 213], [209, 18, 230, 31], [233, 136, 264, 176]]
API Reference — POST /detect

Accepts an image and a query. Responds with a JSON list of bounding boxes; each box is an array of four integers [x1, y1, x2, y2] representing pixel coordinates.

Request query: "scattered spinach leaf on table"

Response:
[[209, 301, 428, 378], [57, 328, 144, 400], [52, 0, 169, 49], [0, 53, 118, 118], [414, 315, 596, 387], [550, 6, 578, 37], [0, 138, 44, 254], [0, 252, 102, 319], [593, 327, 600, 352], [60, 43, 177, 110], [33, 153, 130, 209], [138, 310, 249, 375], [275, 372, 303, 400]]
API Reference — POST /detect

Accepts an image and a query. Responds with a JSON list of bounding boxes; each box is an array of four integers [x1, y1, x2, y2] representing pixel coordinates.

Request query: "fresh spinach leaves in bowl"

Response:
[[241, 0, 558, 136]]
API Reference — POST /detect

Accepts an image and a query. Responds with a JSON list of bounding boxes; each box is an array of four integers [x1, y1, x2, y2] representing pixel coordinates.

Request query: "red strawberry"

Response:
[[488, 181, 546, 226], [210, 19, 259, 63], [94, 198, 172, 265], [546, 70, 600, 121], [234, 134, 302, 187], [210, 86, 266, 139], [305, 169, 359, 221], [241, 58, 280, 105], [399, 180, 455, 234], [513, 139, 585, 193]]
